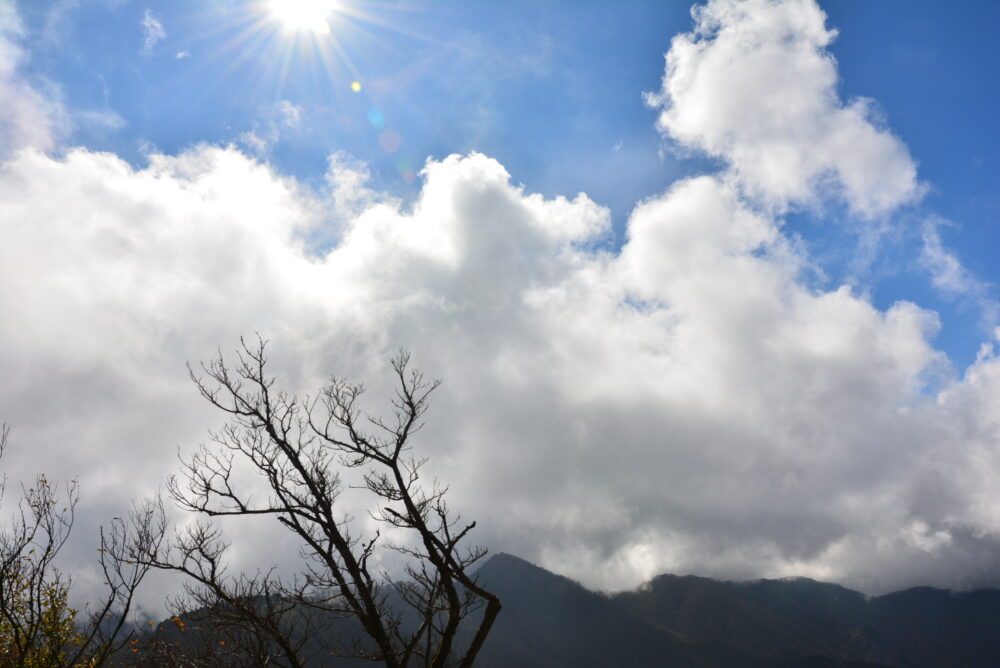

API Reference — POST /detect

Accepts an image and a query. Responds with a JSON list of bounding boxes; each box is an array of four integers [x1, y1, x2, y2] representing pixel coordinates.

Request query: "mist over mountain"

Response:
[[136, 553, 1000, 667], [472, 553, 1000, 668]]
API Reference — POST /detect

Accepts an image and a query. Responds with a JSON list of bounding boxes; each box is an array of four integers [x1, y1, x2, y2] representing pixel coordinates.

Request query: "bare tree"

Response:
[[133, 339, 500, 667], [0, 424, 167, 667]]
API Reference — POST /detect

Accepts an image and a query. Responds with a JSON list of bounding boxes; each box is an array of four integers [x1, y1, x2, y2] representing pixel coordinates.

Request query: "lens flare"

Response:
[[367, 107, 385, 129], [379, 130, 401, 153], [267, 0, 339, 34]]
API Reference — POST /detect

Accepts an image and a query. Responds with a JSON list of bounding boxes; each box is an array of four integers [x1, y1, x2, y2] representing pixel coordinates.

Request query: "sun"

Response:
[[267, 0, 340, 35]]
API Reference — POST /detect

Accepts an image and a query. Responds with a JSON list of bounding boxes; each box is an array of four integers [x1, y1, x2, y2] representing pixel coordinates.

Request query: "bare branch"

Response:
[[142, 342, 500, 667], [0, 425, 164, 666]]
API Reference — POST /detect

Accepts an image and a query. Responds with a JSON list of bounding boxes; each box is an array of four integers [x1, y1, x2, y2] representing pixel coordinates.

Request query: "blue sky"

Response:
[[14, 0, 1000, 367], [3, 0, 1000, 601]]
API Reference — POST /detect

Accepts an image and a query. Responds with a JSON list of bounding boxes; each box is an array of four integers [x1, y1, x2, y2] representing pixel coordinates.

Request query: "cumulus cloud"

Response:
[[2, 0, 1000, 611], [646, 0, 922, 218]]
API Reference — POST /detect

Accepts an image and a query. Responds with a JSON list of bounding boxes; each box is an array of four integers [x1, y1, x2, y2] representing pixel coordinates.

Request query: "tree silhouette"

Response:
[[132, 339, 500, 667], [0, 424, 166, 667]]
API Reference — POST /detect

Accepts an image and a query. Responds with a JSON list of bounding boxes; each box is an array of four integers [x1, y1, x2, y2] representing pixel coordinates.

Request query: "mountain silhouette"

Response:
[[133, 553, 1000, 666], [474, 553, 1000, 667]]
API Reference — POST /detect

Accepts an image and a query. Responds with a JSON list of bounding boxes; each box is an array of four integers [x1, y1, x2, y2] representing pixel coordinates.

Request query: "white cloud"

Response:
[[76, 108, 127, 131], [140, 8, 165, 55], [0, 3, 61, 153], [921, 219, 999, 326], [646, 0, 922, 218], [1, 139, 998, 604], [0, 3, 125, 154], [238, 128, 269, 155], [276, 99, 302, 128], [2, 0, 1000, 612], [238, 100, 304, 155]]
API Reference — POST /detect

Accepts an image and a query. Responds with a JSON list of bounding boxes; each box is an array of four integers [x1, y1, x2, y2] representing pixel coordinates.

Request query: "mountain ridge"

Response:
[[134, 552, 1000, 667], [474, 552, 1000, 667]]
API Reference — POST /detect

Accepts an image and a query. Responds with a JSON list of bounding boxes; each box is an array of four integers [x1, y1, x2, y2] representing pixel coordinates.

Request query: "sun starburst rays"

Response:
[[267, 0, 340, 35]]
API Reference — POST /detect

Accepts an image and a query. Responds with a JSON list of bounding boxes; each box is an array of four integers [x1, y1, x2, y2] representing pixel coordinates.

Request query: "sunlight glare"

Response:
[[267, 0, 339, 35]]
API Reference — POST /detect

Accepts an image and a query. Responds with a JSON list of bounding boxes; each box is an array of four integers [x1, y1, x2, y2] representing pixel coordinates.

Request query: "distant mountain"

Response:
[[474, 553, 1000, 667], [611, 571, 895, 665], [132, 554, 1000, 666], [469, 552, 733, 667]]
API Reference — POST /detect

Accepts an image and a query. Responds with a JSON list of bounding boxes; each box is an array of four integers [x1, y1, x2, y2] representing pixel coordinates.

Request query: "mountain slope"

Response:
[[131, 554, 1000, 667], [473, 553, 749, 668]]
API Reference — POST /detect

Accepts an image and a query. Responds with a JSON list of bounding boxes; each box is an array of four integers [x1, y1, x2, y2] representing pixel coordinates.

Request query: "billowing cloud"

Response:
[[2, 0, 1000, 612], [646, 0, 922, 218]]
